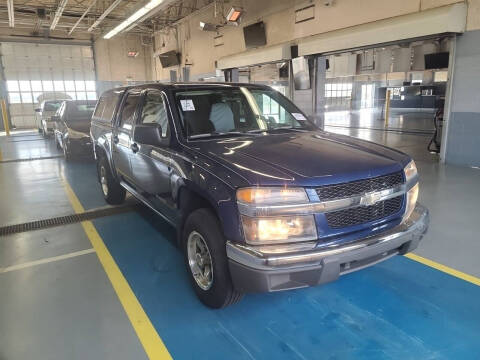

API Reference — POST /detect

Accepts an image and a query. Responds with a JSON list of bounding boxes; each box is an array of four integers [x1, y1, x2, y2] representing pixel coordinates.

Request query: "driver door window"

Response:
[[253, 93, 292, 124], [140, 91, 169, 138]]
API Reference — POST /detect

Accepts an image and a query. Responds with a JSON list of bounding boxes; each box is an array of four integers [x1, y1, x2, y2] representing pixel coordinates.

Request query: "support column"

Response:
[[313, 56, 327, 129], [443, 31, 480, 167]]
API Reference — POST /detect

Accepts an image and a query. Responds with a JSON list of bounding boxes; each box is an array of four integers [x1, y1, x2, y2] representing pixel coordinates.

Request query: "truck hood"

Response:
[[190, 131, 410, 187]]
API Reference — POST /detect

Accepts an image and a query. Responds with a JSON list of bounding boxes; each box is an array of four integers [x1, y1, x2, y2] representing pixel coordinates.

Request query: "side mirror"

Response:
[[35, 108, 42, 112], [133, 124, 163, 146]]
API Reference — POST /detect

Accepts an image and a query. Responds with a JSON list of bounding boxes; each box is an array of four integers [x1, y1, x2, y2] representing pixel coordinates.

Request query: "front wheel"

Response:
[[55, 134, 61, 150], [63, 141, 72, 161], [182, 208, 244, 308], [97, 156, 126, 205]]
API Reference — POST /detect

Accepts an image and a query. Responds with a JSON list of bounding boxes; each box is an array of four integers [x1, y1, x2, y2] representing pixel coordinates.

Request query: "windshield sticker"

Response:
[[292, 113, 307, 121], [180, 99, 195, 111]]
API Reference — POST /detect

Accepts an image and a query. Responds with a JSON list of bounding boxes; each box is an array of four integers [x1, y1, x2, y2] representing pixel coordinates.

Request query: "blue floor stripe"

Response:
[[67, 162, 480, 359]]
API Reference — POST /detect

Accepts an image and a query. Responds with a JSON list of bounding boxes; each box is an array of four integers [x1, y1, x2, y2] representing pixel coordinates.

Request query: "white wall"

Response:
[[94, 34, 153, 83], [152, 0, 480, 80]]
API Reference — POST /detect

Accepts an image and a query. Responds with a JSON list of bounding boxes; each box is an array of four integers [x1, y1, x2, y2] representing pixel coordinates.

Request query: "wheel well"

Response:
[[95, 144, 106, 159], [177, 187, 218, 245]]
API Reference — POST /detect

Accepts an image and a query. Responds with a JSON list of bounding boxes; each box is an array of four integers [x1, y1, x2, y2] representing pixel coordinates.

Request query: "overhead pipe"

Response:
[[88, 0, 123, 32], [68, 0, 97, 35]]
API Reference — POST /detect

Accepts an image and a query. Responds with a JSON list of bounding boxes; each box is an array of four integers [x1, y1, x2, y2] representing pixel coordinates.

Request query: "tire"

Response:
[[97, 156, 126, 205], [55, 135, 61, 150], [182, 208, 244, 308], [43, 124, 49, 138], [63, 141, 72, 161]]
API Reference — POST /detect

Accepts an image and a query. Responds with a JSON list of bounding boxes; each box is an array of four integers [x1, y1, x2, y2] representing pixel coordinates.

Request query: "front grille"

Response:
[[325, 196, 403, 229], [316, 172, 404, 201]]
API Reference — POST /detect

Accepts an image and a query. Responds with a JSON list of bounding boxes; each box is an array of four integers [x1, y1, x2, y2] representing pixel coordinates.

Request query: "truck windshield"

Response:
[[174, 87, 315, 138]]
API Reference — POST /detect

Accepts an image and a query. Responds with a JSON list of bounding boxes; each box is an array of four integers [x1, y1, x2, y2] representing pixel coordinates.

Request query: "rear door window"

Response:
[[103, 90, 123, 123], [93, 96, 106, 121]]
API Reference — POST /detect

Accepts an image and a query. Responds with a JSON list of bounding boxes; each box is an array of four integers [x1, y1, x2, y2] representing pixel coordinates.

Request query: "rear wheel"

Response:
[[43, 124, 50, 138], [182, 208, 244, 308], [97, 156, 126, 205]]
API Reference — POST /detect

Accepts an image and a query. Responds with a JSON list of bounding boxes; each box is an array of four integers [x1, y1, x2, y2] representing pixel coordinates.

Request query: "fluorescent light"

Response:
[[50, 0, 69, 30], [104, 0, 164, 39], [7, 0, 14, 28]]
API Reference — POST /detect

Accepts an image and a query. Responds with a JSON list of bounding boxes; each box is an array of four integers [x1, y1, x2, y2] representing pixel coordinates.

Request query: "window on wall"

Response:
[[324, 81, 353, 109], [5, 80, 97, 104], [325, 83, 353, 98]]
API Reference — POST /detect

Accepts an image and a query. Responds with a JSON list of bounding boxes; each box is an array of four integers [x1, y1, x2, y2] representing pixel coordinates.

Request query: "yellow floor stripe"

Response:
[[406, 253, 480, 287], [62, 179, 172, 360]]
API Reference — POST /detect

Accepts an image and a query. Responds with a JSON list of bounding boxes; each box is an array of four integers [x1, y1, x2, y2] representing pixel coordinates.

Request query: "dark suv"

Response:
[[90, 83, 429, 308], [53, 100, 96, 160]]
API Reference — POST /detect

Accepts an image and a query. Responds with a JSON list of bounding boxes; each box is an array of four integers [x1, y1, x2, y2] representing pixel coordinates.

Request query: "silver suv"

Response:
[[35, 100, 65, 136]]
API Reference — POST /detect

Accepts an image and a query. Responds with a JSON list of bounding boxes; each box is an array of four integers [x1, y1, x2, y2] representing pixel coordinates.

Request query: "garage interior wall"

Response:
[[94, 34, 154, 94], [152, 0, 480, 81]]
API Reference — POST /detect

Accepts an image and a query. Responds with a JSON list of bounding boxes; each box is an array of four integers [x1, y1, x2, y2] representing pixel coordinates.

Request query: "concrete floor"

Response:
[[1, 118, 480, 359]]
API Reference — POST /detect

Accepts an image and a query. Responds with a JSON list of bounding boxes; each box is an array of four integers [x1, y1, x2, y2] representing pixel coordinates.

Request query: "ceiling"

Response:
[[0, 0, 214, 40]]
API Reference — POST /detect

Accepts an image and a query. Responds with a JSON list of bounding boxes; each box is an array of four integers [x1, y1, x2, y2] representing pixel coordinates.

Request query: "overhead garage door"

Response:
[[0, 42, 96, 129]]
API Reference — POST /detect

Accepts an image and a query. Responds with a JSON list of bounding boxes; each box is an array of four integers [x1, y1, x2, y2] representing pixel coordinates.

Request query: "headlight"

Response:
[[67, 129, 88, 139], [241, 215, 317, 244], [237, 187, 316, 244], [237, 187, 308, 205], [404, 160, 418, 184], [403, 183, 419, 221]]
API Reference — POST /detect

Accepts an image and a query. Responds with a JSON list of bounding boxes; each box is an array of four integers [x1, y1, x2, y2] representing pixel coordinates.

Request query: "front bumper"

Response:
[[227, 203, 429, 293]]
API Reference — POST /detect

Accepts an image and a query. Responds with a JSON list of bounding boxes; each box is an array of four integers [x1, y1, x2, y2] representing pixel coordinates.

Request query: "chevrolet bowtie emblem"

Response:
[[360, 189, 390, 206]]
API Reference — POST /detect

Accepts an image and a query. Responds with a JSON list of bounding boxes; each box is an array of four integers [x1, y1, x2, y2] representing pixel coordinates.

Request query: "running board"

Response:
[[120, 181, 176, 226]]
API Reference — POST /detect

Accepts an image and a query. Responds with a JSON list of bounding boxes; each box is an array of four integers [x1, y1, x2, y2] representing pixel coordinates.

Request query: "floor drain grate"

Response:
[[0, 155, 64, 163], [0, 204, 137, 236]]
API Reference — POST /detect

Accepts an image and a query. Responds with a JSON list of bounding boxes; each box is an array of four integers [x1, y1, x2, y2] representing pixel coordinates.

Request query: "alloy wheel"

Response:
[[187, 231, 213, 290]]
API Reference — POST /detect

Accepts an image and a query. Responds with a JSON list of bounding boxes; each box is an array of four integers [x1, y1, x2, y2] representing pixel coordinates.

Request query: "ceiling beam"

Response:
[[7, 0, 14, 28], [88, 0, 123, 32], [68, 0, 97, 34], [50, 0, 70, 30]]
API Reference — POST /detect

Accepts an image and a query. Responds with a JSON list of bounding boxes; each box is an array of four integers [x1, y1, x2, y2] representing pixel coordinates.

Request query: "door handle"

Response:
[[131, 143, 139, 153], [113, 135, 119, 144]]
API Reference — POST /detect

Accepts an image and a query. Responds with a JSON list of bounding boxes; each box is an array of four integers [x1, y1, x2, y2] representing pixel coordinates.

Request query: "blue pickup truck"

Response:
[[90, 83, 429, 308]]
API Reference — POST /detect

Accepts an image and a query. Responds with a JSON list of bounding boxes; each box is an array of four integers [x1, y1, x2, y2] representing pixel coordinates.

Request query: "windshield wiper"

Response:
[[188, 131, 246, 139]]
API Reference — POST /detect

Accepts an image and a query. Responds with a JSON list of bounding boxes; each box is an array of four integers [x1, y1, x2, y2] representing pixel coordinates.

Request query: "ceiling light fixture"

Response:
[[226, 7, 243, 22], [50, 0, 69, 30], [7, 0, 14, 28], [199, 21, 219, 32], [104, 0, 165, 39]]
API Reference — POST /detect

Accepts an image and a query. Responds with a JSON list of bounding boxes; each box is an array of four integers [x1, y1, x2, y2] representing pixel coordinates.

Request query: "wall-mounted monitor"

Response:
[[159, 50, 181, 68], [424, 52, 449, 70], [243, 22, 267, 49]]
